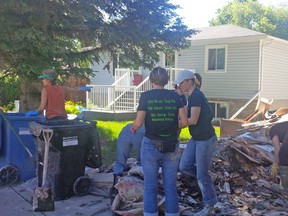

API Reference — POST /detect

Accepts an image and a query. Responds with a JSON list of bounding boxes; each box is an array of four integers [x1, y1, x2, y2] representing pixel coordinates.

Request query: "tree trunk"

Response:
[[19, 80, 42, 112]]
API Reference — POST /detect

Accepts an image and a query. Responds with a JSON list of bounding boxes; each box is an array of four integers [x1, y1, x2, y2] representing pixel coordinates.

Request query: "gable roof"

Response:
[[189, 24, 267, 42]]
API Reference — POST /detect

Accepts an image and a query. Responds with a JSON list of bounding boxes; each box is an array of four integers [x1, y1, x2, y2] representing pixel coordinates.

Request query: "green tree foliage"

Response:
[[0, 74, 20, 108], [209, 0, 288, 40], [0, 0, 194, 81]]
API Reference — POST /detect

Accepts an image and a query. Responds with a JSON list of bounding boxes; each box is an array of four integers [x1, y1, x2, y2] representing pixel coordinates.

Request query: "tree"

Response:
[[209, 0, 288, 40], [0, 0, 194, 110], [0, 0, 194, 81]]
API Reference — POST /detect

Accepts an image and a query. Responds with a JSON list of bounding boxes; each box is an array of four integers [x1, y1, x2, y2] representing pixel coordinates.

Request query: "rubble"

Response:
[[86, 115, 288, 216]]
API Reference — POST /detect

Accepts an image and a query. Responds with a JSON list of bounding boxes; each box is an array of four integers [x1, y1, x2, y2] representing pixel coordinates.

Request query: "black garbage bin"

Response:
[[29, 119, 102, 200]]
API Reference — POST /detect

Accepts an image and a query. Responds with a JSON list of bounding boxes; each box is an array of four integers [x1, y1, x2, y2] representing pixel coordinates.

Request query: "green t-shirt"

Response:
[[137, 89, 183, 143]]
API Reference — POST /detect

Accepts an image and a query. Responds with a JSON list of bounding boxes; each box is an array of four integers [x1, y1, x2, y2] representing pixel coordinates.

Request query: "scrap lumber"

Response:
[[87, 114, 288, 215]]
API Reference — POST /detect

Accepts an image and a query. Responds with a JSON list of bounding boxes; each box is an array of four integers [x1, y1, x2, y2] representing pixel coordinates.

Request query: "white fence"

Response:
[[86, 68, 193, 112]]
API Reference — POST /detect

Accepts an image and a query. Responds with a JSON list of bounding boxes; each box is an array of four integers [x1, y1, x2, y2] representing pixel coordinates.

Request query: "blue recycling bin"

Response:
[[0, 113, 44, 182]]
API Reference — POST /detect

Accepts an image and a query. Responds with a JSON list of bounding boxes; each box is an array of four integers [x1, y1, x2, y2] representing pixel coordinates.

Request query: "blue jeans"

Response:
[[141, 137, 180, 216], [179, 135, 217, 207], [113, 124, 144, 175]]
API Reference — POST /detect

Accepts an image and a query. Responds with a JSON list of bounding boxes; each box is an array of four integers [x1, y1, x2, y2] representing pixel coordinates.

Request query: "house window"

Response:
[[165, 51, 175, 68], [205, 45, 227, 72], [209, 101, 228, 119]]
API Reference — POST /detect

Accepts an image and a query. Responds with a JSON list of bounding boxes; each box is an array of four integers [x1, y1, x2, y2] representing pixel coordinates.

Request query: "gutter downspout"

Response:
[[230, 38, 268, 120], [230, 37, 274, 120], [258, 39, 264, 100], [259, 37, 274, 99]]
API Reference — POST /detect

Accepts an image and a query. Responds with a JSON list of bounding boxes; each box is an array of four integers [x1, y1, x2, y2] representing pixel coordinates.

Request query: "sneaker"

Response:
[[110, 174, 121, 198], [193, 206, 214, 216], [265, 111, 277, 120], [109, 186, 118, 197], [109, 186, 118, 204]]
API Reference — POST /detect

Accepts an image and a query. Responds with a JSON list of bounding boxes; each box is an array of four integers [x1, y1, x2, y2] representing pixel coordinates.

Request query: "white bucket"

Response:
[[14, 100, 20, 112]]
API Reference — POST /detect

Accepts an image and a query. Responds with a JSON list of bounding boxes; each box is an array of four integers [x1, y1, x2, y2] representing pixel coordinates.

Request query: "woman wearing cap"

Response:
[[173, 72, 202, 108], [174, 70, 217, 216], [26, 69, 91, 120], [131, 66, 188, 216]]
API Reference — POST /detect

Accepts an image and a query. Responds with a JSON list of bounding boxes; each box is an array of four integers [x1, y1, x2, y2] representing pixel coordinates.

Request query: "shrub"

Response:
[[0, 75, 20, 110], [65, 100, 85, 114]]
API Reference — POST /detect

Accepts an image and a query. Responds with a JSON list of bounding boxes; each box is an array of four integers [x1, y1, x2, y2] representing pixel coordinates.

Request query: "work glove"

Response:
[[79, 86, 92, 92], [25, 111, 39, 116], [269, 163, 279, 176]]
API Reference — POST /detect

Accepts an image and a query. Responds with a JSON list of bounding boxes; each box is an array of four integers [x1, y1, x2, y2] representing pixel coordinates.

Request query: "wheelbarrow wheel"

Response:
[[73, 176, 92, 196], [0, 165, 20, 185]]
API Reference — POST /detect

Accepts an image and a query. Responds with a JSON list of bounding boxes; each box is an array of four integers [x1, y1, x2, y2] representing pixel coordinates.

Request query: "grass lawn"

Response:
[[96, 120, 220, 165]]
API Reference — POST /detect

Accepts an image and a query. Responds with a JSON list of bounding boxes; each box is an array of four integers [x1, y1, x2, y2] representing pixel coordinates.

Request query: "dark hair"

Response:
[[149, 66, 169, 86], [194, 72, 202, 89]]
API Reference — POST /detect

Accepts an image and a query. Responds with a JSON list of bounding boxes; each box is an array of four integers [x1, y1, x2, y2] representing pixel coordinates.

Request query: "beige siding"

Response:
[[261, 40, 288, 100], [178, 42, 261, 100]]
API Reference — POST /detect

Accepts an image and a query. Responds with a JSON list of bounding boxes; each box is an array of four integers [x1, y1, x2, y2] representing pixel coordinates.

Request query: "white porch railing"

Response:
[[114, 68, 141, 86], [86, 68, 193, 112], [85, 85, 149, 112]]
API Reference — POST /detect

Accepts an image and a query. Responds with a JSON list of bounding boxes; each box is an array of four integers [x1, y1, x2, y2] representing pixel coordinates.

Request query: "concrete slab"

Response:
[[0, 184, 113, 216], [0, 186, 40, 216], [78, 110, 136, 121]]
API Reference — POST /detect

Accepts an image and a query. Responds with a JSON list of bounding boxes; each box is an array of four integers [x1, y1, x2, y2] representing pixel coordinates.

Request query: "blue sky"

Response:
[[170, 0, 286, 28]]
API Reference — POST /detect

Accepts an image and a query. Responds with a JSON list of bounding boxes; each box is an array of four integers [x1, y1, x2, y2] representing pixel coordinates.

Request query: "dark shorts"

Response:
[[47, 116, 67, 121]]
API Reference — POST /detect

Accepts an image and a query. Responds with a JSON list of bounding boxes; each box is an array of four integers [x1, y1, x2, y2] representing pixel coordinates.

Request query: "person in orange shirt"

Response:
[[25, 69, 91, 120]]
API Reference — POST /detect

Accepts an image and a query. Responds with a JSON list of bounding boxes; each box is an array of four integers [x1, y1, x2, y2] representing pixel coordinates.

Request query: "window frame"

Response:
[[208, 101, 229, 119], [205, 45, 228, 73], [164, 51, 176, 68]]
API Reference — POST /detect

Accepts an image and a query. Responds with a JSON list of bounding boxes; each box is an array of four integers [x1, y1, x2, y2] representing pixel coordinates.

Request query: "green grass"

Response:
[[96, 121, 132, 164], [96, 120, 220, 165]]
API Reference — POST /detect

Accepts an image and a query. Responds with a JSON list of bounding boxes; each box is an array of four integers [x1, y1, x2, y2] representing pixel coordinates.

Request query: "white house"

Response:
[[87, 24, 288, 120], [178, 24, 288, 119]]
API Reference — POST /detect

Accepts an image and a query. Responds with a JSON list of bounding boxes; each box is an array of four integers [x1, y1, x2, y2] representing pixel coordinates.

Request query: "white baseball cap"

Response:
[[173, 70, 195, 85]]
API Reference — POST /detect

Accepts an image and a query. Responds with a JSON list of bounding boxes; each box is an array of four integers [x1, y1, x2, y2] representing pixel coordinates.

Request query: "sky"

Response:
[[170, 0, 287, 28]]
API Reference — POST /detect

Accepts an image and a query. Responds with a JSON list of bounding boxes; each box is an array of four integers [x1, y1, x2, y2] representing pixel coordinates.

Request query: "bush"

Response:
[[65, 100, 85, 114], [0, 75, 20, 110], [212, 118, 221, 127]]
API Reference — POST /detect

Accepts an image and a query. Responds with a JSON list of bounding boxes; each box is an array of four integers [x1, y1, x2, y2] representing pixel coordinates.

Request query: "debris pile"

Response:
[[88, 116, 288, 216]]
